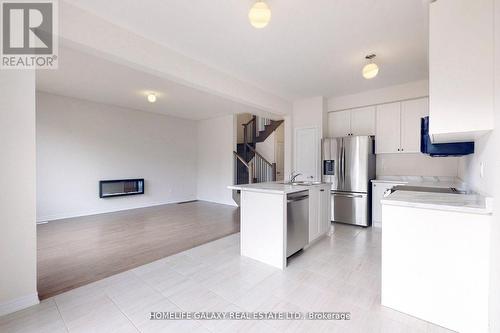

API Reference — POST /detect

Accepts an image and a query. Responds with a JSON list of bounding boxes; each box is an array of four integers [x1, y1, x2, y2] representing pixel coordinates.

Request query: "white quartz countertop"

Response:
[[372, 176, 466, 190], [228, 181, 331, 194], [381, 190, 493, 215]]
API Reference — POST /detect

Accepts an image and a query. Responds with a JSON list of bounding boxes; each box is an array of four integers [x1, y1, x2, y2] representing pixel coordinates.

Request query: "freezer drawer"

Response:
[[331, 191, 370, 227]]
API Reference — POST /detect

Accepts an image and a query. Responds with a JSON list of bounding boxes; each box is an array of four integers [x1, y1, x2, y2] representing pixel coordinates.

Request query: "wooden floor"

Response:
[[37, 201, 240, 300]]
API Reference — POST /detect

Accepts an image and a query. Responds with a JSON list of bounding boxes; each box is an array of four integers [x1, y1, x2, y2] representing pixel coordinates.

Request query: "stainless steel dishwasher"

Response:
[[286, 190, 309, 257]]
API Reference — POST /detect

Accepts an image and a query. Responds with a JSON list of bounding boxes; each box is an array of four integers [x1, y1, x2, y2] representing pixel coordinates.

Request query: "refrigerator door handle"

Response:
[[332, 193, 365, 199], [341, 139, 346, 187], [338, 139, 342, 189]]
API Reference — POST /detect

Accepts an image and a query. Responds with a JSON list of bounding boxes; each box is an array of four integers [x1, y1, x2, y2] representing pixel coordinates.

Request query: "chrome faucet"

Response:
[[290, 172, 302, 183]]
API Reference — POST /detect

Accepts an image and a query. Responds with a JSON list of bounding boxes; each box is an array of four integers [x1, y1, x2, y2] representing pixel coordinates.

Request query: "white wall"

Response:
[[236, 113, 253, 144], [293, 96, 327, 137], [328, 80, 429, 111], [328, 80, 460, 178], [36, 92, 198, 221], [197, 114, 236, 206], [458, 2, 500, 330], [0, 72, 38, 315], [489, 1, 500, 330], [378, 154, 460, 177], [458, 133, 496, 195], [284, 115, 293, 181], [292, 97, 327, 181]]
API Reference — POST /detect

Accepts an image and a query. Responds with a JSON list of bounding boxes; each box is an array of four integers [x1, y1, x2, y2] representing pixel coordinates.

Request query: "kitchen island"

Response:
[[381, 189, 493, 332], [228, 181, 331, 269]]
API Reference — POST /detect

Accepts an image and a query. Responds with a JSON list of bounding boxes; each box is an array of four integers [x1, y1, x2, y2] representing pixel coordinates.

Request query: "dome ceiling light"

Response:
[[147, 93, 157, 103], [362, 54, 379, 79], [249, 1, 271, 29]]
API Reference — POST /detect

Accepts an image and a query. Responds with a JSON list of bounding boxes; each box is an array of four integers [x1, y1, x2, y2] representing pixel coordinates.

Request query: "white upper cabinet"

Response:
[[376, 98, 428, 154], [351, 106, 376, 136], [327, 106, 375, 137], [328, 110, 351, 137], [401, 98, 429, 153], [375, 102, 401, 154], [429, 0, 494, 143]]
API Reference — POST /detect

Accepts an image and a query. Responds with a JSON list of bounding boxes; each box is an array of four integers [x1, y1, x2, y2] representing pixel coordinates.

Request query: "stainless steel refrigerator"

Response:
[[322, 136, 376, 227]]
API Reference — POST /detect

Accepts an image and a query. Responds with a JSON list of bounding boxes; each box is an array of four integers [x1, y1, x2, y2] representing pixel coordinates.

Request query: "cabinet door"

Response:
[[328, 110, 351, 137], [308, 187, 320, 242], [401, 98, 429, 153], [429, 0, 494, 143], [375, 102, 401, 154], [351, 106, 376, 136], [319, 187, 331, 235]]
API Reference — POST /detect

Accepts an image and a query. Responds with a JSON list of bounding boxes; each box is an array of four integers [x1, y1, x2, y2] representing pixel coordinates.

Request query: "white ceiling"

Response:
[[64, 0, 430, 99], [37, 46, 267, 120]]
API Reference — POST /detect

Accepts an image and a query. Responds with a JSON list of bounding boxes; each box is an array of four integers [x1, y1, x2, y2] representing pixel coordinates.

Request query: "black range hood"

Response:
[[421, 116, 474, 157]]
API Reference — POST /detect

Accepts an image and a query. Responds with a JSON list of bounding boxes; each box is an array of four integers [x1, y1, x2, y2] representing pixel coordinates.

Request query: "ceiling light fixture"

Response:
[[147, 93, 157, 103], [362, 54, 379, 79], [249, 1, 271, 29]]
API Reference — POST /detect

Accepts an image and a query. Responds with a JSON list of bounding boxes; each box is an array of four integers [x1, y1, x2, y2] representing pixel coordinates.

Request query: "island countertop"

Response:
[[381, 190, 493, 215], [371, 176, 466, 190], [228, 181, 331, 194]]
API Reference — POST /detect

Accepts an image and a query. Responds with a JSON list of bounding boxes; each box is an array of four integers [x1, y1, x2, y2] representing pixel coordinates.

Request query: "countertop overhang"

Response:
[[228, 181, 331, 194], [381, 190, 493, 215]]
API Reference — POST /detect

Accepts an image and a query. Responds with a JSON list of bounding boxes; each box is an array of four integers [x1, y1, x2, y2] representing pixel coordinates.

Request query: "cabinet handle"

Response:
[[320, 189, 325, 192]]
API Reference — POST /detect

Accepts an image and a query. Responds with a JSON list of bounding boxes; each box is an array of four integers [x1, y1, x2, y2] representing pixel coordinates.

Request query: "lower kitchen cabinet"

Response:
[[309, 184, 331, 242]]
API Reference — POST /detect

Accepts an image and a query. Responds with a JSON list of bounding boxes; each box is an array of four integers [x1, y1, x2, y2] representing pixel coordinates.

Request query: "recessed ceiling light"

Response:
[[362, 54, 379, 79], [147, 93, 157, 103], [249, 1, 271, 29]]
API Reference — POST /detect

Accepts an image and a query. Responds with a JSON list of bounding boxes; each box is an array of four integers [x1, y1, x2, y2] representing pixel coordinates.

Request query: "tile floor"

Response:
[[0, 224, 454, 333]]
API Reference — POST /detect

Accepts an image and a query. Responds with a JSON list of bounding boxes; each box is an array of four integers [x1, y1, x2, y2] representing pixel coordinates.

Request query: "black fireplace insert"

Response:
[[99, 179, 144, 198]]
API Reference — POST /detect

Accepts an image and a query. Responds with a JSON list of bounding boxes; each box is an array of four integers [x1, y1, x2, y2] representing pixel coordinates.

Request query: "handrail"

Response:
[[245, 144, 272, 167], [233, 151, 249, 167], [242, 115, 256, 127], [233, 151, 254, 184]]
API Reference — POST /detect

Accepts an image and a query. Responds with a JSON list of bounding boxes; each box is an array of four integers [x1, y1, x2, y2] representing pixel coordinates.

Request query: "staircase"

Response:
[[232, 115, 283, 206], [255, 117, 284, 143], [233, 116, 283, 186]]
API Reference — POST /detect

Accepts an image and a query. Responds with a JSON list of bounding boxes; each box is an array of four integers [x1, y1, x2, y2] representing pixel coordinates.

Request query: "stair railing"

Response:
[[233, 151, 254, 184], [245, 144, 277, 182], [242, 116, 256, 160], [257, 117, 272, 133]]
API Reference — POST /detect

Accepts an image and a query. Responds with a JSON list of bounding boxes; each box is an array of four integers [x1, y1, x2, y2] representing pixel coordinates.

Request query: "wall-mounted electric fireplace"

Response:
[[99, 179, 144, 198]]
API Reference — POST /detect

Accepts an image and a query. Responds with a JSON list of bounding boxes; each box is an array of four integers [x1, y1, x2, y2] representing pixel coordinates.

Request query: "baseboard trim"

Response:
[[0, 293, 39, 317]]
